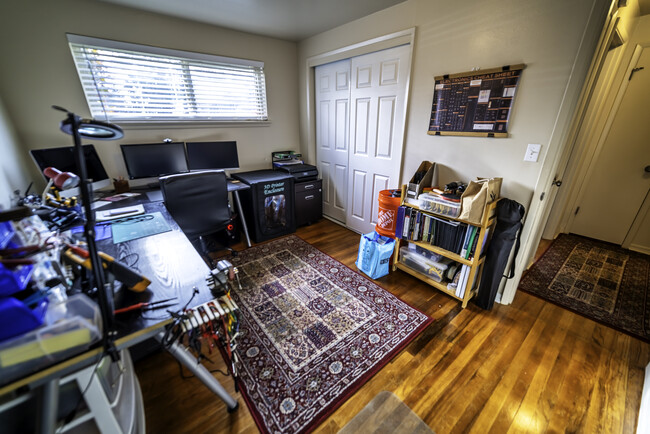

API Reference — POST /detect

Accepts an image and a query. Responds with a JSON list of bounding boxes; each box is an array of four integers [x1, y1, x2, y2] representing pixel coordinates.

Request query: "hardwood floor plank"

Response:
[[135, 220, 649, 434], [505, 307, 574, 433], [468, 303, 571, 433]]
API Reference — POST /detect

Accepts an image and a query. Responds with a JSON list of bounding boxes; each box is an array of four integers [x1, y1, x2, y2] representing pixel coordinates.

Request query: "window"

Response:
[[67, 35, 268, 123]]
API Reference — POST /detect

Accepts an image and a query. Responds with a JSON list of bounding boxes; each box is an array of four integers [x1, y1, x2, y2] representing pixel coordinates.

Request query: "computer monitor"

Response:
[[30, 144, 111, 196], [120, 142, 188, 180], [186, 141, 240, 172]]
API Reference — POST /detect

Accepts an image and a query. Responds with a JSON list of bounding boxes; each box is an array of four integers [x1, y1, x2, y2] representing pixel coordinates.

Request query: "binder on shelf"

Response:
[[395, 206, 406, 239], [461, 226, 475, 258], [480, 228, 491, 256], [464, 226, 478, 259]]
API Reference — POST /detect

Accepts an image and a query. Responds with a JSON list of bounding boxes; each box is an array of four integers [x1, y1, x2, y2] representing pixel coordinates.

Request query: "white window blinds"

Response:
[[67, 35, 268, 122]]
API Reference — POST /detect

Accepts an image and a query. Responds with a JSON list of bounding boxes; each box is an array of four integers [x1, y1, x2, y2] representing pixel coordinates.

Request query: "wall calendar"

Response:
[[428, 64, 525, 137]]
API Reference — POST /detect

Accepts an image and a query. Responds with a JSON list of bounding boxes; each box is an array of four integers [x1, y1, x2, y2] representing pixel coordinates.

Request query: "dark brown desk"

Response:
[[97, 199, 215, 336], [0, 195, 238, 430]]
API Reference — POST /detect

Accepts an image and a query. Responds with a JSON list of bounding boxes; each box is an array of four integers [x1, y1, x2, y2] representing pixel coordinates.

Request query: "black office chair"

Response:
[[159, 170, 237, 265]]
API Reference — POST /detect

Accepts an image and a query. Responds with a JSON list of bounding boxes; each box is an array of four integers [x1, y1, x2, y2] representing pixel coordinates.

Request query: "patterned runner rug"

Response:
[[518, 233, 650, 341], [228, 236, 432, 434]]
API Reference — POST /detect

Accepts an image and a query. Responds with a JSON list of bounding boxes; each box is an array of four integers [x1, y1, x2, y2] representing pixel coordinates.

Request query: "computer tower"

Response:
[[232, 170, 295, 243]]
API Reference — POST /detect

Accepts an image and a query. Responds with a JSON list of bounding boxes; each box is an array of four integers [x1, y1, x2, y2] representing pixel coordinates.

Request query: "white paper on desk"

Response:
[[91, 201, 112, 210], [95, 204, 145, 221]]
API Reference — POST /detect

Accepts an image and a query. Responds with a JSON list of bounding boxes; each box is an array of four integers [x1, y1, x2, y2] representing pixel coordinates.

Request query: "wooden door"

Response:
[[346, 45, 411, 234], [569, 47, 650, 244], [315, 59, 351, 224]]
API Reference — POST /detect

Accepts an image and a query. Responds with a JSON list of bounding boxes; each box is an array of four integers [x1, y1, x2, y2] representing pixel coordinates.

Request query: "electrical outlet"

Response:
[[524, 143, 541, 162]]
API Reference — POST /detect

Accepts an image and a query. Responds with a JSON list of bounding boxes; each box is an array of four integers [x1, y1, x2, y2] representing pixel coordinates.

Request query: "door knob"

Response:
[[645, 165, 650, 173]]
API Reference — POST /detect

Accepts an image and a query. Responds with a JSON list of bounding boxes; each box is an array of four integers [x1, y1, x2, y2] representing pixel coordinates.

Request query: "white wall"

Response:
[[299, 0, 607, 211], [0, 0, 300, 189], [0, 96, 30, 209]]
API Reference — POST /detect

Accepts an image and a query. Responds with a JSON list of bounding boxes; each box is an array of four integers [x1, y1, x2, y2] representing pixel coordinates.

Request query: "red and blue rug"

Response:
[[228, 236, 432, 433], [519, 233, 650, 341]]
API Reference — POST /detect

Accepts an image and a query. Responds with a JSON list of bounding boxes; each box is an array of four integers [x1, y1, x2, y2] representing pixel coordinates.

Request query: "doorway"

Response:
[[566, 44, 650, 250]]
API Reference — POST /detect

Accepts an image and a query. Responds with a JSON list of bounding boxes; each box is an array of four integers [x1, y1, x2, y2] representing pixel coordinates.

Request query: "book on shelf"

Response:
[[460, 225, 473, 258], [468, 228, 481, 259], [409, 208, 417, 240], [395, 206, 406, 239], [464, 226, 478, 259], [455, 264, 470, 298], [480, 227, 490, 256], [403, 207, 411, 239], [397, 207, 476, 255]]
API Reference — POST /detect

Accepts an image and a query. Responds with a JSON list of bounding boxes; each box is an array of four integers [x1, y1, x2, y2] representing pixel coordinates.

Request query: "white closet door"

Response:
[[346, 44, 411, 234], [315, 59, 351, 224]]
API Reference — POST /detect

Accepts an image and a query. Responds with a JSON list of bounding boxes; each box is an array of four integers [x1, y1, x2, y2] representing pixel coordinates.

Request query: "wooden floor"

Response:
[[135, 219, 649, 433]]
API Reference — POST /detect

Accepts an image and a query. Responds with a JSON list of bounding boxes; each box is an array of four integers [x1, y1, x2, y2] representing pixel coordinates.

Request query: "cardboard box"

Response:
[[406, 161, 438, 199]]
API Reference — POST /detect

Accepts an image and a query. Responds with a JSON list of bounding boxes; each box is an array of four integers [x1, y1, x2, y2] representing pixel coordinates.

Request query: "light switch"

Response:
[[524, 143, 541, 162]]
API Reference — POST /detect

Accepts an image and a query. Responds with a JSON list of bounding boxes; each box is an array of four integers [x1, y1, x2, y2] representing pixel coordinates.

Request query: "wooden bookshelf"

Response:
[[392, 185, 498, 308]]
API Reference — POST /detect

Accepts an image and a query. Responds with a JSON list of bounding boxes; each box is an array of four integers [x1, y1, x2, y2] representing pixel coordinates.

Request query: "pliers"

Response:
[[114, 297, 177, 314]]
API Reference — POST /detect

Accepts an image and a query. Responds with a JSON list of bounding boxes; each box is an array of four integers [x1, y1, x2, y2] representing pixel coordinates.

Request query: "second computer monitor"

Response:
[[30, 144, 111, 195], [120, 142, 189, 180], [186, 141, 239, 172]]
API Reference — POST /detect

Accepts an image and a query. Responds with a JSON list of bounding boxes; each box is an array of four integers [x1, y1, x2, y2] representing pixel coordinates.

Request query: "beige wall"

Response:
[[0, 0, 299, 189], [0, 96, 31, 209], [298, 0, 608, 212]]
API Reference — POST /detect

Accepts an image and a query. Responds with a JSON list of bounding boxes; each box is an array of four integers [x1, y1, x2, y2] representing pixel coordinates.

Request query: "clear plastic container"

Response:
[[399, 246, 451, 281], [406, 242, 443, 262], [0, 294, 101, 384], [418, 193, 461, 218]]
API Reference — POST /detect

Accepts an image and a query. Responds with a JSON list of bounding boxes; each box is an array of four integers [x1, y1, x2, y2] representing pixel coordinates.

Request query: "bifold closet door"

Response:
[[315, 44, 410, 233], [346, 44, 410, 235], [315, 59, 351, 224]]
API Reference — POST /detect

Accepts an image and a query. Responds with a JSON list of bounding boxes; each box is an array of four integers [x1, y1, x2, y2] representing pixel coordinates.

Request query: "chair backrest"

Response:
[[159, 170, 230, 240]]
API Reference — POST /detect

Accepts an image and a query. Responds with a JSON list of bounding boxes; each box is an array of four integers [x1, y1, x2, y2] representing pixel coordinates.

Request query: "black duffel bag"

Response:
[[474, 199, 525, 310]]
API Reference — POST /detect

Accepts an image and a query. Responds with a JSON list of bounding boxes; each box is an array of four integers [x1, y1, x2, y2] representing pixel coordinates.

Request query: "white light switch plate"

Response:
[[524, 143, 541, 162]]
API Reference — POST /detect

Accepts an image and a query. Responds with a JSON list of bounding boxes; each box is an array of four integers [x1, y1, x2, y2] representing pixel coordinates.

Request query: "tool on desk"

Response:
[[63, 245, 151, 292], [95, 204, 145, 222], [114, 297, 177, 314]]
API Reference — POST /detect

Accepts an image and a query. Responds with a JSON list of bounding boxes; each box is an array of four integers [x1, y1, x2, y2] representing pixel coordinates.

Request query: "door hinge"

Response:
[[540, 192, 545, 201], [629, 66, 645, 80], [574, 206, 580, 216]]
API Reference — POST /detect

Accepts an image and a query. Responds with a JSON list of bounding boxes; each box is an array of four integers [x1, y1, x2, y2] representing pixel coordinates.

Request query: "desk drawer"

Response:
[[295, 179, 321, 193], [295, 188, 322, 226]]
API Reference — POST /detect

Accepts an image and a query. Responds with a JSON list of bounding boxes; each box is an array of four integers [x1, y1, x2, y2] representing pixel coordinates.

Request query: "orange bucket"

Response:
[[376, 189, 401, 238]]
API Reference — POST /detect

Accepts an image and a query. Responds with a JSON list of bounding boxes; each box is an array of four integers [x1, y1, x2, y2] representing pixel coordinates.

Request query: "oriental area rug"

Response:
[[227, 236, 432, 434], [518, 233, 650, 341]]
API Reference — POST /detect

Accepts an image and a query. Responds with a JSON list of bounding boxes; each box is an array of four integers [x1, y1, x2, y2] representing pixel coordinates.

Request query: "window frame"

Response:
[[66, 34, 269, 126]]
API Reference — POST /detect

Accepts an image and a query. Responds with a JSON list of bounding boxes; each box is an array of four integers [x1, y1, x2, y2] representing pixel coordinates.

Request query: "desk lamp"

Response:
[[53, 105, 124, 361], [44, 167, 80, 190], [42, 167, 80, 204]]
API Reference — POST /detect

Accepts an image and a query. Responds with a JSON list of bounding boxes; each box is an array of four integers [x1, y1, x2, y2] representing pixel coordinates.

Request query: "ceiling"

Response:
[[99, 0, 407, 42]]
